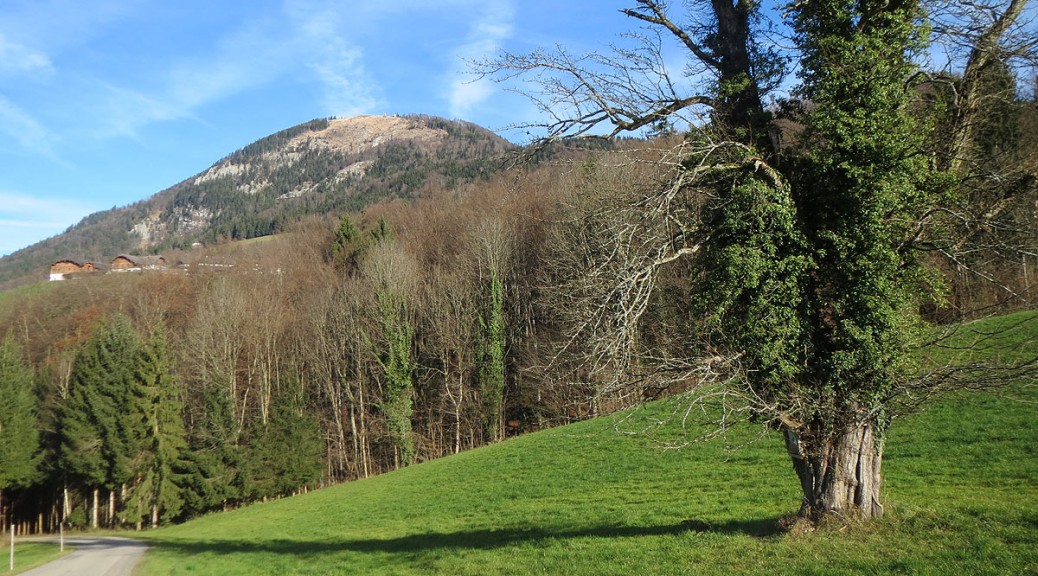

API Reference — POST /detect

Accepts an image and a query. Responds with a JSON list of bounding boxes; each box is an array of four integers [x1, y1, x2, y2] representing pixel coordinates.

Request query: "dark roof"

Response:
[[51, 258, 104, 267], [113, 254, 167, 267]]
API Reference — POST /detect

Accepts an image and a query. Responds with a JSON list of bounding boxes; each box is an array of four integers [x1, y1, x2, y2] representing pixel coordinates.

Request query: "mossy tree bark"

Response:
[[784, 418, 884, 521]]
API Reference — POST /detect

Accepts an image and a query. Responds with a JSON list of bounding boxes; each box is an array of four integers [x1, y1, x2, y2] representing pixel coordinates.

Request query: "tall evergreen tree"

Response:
[[331, 213, 366, 273], [125, 327, 187, 527], [242, 388, 323, 500], [0, 337, 40, 524], [60, 315, 147, 527], [179, 384, 242, 518]]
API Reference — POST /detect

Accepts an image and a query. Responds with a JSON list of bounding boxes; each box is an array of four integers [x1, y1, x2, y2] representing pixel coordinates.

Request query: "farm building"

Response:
[[110, 255, 169, 272], [49, 259, 104, 281]]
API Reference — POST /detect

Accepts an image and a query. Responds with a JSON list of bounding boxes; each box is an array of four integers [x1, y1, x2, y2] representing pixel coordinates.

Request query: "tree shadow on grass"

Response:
[[150, 517, 783, 558]]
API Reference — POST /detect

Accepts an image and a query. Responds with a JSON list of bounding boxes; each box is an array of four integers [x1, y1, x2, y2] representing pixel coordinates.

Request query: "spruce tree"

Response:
[[179, 384, 242, 517], [0, 337, 40, 519], [331, 213, 365, 272], [126, 327, 187, 527], [243, 389, 323, 500], [61, 327, 118, 525], [61, 315, 147, 527]]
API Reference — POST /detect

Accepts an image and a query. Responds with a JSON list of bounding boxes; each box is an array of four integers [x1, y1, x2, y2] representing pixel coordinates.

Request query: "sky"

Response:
[[0, 0, 641, 256]]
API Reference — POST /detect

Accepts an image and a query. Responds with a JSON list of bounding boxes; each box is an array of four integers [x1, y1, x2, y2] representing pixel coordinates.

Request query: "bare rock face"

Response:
[[193, 116, 449, 191], [293, 115, 448, 154]]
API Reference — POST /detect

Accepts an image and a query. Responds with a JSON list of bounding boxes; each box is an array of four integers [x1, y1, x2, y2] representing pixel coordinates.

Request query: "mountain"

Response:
[[0, 115, 514, 288]]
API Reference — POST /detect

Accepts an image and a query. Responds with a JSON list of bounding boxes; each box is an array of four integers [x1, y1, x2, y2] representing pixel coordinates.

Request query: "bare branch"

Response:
[[622, 0, 721, 68], [475, 35, 715, 143]]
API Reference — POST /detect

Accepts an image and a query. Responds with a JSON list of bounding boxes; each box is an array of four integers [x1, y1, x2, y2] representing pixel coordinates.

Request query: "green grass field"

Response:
[[2, 541, 68, 574], [135, 311, 1038, 575]]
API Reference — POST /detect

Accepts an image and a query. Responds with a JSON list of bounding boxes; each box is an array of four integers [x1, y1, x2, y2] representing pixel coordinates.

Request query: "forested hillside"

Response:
[[0, 115, 513, 289], [0, 146, 615, 531], [0, 48, 1035, 536]]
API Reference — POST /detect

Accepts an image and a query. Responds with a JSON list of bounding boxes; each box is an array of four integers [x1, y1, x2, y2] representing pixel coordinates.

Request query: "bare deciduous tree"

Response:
[[483, 0, 1038, 523]]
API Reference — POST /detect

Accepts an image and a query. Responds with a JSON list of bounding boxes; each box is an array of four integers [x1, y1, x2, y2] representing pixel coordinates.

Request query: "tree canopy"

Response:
[[0, 337, 40, 493], [479, 0, 1037, 522]]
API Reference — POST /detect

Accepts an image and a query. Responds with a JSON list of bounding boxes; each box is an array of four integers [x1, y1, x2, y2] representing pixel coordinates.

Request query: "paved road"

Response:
[[17, 537, 148, 576]]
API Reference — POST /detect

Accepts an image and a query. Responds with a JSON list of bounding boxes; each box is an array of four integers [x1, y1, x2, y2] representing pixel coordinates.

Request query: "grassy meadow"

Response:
[[125, 311, 1036, 575], [3, 541, 68, 574]]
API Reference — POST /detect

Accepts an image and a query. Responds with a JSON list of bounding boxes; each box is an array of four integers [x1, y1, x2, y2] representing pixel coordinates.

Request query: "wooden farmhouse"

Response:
[[50, 254, 173, 280], [49, 259, 103, 281], [110, 254, 169, 272]]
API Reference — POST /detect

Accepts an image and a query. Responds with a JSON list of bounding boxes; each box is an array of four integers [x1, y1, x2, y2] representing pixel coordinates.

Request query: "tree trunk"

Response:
[[327, 377, 348, 480], [108, 489, 116, 528], [346, 400, 359, 478], [454, 374, 463, 455], [91, 489, 99, 529], [357, 376, 370, 478], [783, 419, 884, 522]]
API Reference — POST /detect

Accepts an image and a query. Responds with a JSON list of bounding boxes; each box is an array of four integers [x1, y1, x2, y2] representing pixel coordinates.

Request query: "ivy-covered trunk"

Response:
[[479, 272, 506, 443], [784, 419, 884, 521]]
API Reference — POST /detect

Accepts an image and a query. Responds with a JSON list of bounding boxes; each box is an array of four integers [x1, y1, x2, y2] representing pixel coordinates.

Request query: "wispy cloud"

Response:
[[0, 35, 53, 76], [86, 1, 386, 137], [0, 95, 57, 158], [87, 14, 294, 138], [284, 0, 382, 117], [448, 0, 516, 119], [92, 84, 180, 138], [309, 44, 381, 117], [0, 191, 100, 255], [0, 190, 98, 220]]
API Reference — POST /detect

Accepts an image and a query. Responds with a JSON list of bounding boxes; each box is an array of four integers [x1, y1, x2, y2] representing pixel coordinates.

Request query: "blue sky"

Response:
[[0, 0, 638, 256]]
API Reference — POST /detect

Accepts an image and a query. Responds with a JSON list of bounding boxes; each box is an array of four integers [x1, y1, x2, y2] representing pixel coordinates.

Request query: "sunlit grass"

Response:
[[2, 542, 68, 574], [137, 312, 1038, 575], [0, 280, 57, 314]]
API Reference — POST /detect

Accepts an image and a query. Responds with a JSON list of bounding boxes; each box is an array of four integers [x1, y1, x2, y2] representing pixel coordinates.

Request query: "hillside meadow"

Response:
[[115, 312, 1037, 575]]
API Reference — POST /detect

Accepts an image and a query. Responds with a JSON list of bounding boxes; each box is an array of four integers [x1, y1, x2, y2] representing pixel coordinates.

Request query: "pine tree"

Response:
[[331, 213, 365, 272], [61, 329, 117, 527]]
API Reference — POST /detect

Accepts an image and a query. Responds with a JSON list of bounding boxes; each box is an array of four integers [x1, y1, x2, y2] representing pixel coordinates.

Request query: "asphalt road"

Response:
[[17, 537, 148, 576]]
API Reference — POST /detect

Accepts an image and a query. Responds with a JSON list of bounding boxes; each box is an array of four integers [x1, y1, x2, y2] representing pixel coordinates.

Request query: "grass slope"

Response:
[[2, 542, 67, 574], [0, 281, 57, 312], [138, 313, 1038, 575]]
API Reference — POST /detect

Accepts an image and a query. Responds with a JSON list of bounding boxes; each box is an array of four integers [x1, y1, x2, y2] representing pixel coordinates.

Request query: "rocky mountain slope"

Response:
[[0, 115, 514, 288]]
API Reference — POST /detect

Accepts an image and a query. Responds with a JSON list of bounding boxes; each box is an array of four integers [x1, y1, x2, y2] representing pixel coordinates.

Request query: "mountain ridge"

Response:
[[0, 114, 514, 288]]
